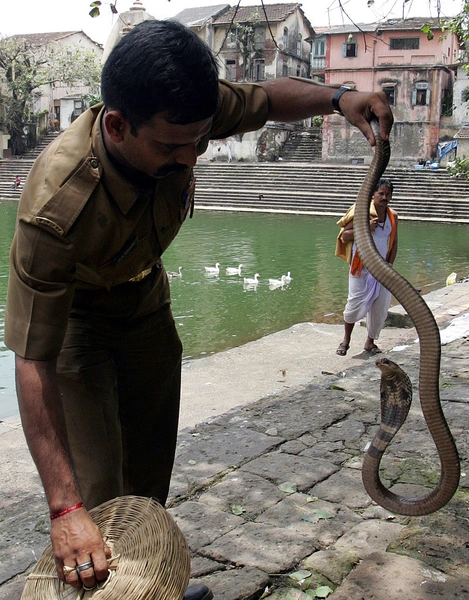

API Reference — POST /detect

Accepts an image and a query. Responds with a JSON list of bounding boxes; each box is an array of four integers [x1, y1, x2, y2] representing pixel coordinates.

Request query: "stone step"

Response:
[[193, 180, 468, 199], [193, 174, 469, 198], [193, 196, 469, 221], [2, 155, 468, 222]]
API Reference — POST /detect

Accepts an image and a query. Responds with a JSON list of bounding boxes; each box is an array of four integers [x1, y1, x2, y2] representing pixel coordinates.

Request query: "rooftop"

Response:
[[173, 4, 230, 28]]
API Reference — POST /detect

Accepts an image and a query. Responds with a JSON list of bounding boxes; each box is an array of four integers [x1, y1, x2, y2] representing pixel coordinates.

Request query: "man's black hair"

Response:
[[375, 178, 393, 193], [101, 19, 219, 133]]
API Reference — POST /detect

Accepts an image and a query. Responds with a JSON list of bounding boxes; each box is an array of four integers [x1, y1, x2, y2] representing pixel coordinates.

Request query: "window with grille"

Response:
[[297, 34, 302, 56], [253, 59, 265, 81], [255, 27, 266, 49], [390, 37, 420, 50], [313, 39, 325, 57], [226, 60, 236, 82], [383, 86, 396, 106], [342, 42, 357, 57], [412, 81, 430, 106]]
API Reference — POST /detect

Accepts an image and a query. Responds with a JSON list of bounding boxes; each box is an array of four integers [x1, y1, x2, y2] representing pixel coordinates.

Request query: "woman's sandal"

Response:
[[336, 342, 350, 356], [364, 344, 382, 356]]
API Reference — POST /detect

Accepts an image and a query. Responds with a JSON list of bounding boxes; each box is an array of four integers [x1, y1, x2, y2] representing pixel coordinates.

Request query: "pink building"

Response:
[[314, 18, 460, 165]]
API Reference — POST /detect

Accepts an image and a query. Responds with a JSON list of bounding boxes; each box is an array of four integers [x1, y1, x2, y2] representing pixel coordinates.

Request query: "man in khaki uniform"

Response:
[[4, 19, 393, 600]]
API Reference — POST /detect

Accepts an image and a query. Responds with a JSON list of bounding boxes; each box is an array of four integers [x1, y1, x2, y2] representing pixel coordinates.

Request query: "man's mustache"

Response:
[[154, 164, 187, 178]]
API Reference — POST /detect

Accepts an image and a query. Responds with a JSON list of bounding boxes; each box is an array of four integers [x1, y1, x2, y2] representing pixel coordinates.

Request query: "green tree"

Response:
[[229, 10, 262, 82], [0, 36, 101, 155]]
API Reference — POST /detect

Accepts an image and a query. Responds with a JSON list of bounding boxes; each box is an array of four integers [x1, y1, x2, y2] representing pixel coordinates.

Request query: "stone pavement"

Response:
[[1, 283, 469, 600]]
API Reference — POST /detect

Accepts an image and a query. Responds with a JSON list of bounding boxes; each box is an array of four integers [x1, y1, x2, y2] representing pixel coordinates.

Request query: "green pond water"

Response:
[[0, 200, 468, 418]]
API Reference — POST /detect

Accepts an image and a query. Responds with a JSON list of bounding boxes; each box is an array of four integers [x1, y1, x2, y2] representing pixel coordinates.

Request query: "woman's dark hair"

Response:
[[375, 178, 393, 193], [101, 19, 219, 133]]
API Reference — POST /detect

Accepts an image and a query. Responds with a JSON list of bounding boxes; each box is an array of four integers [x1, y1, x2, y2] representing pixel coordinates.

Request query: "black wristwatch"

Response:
[[332, 86, 357, 116]]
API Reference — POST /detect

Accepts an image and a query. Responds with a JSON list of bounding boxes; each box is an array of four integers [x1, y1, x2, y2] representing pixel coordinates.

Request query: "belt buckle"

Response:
[[129, 267, 152, 282]]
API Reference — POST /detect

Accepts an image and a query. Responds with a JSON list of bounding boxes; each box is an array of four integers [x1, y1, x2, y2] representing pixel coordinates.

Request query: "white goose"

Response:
[[268, 275, 287, 289], [204, 263, 220, 275], [167, 266, 182, 278], [283, 272, 292, 284], [226, 264, 244, 275], [244, 273, 260, 285]]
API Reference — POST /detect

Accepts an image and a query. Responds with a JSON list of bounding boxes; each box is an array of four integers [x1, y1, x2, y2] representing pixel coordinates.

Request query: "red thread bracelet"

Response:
[[50, 502, 84, 520]]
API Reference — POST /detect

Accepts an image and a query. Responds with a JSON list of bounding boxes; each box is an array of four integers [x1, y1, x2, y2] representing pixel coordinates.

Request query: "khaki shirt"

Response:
[[5, 80, 269, 360]]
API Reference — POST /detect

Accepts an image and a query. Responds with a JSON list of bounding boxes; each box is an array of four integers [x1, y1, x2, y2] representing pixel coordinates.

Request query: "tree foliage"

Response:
[[229, 10, 263, 82], [0, 36, 101, 154]]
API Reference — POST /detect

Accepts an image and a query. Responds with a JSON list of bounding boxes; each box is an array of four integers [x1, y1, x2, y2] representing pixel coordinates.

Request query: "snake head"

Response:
[[376, 357, 413, 396], [376, 357, 404, 376]]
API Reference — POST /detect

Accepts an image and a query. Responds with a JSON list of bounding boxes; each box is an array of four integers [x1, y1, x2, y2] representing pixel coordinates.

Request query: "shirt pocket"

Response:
[[97, 234, 156, 285]]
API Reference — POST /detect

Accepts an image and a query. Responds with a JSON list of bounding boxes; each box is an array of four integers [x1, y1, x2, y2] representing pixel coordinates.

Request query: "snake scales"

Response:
[[356, 122, 460, 516]]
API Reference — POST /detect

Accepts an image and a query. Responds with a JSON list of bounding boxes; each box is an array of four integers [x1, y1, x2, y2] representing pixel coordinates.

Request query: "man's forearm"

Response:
[[260, 77, 394, 146], [260, 77, 337, 122], [15, 356, 82, 513]]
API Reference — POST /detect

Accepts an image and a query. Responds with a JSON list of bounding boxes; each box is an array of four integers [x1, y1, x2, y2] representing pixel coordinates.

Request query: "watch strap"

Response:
[[332, 86, 357, 116]]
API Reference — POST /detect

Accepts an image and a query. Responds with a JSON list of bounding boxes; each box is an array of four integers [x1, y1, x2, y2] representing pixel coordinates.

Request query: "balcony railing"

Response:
[[312, 57, 326, 70]]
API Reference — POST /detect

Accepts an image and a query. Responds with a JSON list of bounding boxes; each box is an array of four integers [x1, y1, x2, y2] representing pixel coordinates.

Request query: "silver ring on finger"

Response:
[[76, 561, 94, 573]]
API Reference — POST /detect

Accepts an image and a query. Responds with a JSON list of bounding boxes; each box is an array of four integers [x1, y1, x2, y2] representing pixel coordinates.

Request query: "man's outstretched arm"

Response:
[[260, 77, 393, 146]]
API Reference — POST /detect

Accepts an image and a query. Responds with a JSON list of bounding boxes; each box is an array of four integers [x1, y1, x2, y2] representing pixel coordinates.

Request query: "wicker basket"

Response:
[[21, 495, 190, 600]]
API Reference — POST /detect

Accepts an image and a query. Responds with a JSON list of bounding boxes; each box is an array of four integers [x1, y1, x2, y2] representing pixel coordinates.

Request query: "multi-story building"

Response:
[[174, 3, 314, 161], [7, 31, 102, 127], [314, 18, 461, 164], [0, 30, 102, 156], [210, 3, 314, 82]]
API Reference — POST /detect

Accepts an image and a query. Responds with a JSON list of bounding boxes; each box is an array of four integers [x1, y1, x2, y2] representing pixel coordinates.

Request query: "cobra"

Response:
[[354, 121, 460, 516]]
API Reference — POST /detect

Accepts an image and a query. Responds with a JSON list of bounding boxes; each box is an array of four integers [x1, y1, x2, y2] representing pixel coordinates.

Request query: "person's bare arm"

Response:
[[15, 356, 110, 589], [260, 77, 393, 146]]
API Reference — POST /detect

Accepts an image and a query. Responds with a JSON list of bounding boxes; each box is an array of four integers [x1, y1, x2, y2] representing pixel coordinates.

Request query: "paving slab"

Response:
[[1, 282, 469, 599]]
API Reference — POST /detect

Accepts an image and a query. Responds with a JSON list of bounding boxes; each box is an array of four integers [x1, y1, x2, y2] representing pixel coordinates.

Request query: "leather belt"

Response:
[[129, 267, 153, 282]]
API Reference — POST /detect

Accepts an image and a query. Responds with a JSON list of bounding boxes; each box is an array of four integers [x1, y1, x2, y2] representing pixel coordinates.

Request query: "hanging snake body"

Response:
[[356, 123, 460, 516]]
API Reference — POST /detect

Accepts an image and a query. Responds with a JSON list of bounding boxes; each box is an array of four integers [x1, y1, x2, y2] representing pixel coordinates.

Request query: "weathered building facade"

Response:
[[210, 3, 314, 82], [175, 3, 315, 162], [315, 18, 461, 165], [10, 31, 102, 128], [0, 30, 102, 156]]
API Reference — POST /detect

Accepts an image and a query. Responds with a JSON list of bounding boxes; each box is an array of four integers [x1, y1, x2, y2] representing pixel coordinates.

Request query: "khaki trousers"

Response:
[[56, 267, 182, 509]]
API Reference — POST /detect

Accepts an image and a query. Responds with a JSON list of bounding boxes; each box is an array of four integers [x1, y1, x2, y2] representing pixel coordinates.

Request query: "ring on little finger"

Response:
[[76, 561, 94, 573], [62, 565, 76, 577]]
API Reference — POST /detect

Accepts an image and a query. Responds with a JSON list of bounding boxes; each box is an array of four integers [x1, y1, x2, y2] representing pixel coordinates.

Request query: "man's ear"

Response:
[[103, 110, 129, 143]]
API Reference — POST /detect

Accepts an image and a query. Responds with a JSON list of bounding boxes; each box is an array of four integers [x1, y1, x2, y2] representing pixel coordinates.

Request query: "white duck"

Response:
[[205, 263, 220, 275], [283, 272, 292, 284], [268, 275, 287, 289], [226, 264, 244, 275], [244, 273, 260, 285], [167, 266, 182, 278]]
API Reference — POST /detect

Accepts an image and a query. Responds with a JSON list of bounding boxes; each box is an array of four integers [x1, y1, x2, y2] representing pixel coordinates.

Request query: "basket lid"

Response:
[[21, 495, 190, 600]]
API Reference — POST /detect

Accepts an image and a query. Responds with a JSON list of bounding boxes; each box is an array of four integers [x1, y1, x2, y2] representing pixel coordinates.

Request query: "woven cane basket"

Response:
[[21, 495, 190, 600]]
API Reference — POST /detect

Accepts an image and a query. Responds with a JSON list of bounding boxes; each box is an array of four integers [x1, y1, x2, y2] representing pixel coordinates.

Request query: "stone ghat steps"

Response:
[[195, 163, 469, 194], [2, 159, 469, 222], [0, 132, 60, 199], [193, 163, 469, 222], [0, 159, 35, 199], [278, 132, 322, 162], [193, 192, 469, 221]]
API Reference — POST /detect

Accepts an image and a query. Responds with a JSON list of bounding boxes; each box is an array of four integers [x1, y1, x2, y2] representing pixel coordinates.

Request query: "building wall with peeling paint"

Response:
[[318, 20, 460, 164]]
